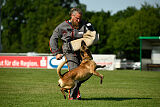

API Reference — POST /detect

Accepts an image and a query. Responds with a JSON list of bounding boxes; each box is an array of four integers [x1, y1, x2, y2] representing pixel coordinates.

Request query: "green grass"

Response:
[[0, 68, 160, 107]]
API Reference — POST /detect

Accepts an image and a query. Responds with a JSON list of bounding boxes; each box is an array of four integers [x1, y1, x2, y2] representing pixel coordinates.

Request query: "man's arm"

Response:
[[50, 26, 62, 58]]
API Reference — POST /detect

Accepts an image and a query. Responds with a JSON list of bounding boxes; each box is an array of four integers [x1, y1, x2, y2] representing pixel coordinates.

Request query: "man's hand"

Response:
[[56, 54, 62, 60]]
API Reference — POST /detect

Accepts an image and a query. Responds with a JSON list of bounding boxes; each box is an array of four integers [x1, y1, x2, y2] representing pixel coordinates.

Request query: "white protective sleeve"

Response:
[[70, 30, 99, 51]]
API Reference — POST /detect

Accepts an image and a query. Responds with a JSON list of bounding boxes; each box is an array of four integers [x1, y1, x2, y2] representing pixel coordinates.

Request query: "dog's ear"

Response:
[[81, 40, 86, 46]]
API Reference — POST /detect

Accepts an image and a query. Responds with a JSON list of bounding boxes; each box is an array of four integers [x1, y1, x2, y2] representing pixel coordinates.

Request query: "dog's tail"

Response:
[[57, 60, 67, 78]]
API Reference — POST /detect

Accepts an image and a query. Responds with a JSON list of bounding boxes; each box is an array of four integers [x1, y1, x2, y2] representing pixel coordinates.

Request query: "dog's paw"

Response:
[[64, 95, 66, 99], [101, 65, 106, 68], [58, 84, 60, 87], [100, 79, 103, 84], [100, 76, 104, 84]]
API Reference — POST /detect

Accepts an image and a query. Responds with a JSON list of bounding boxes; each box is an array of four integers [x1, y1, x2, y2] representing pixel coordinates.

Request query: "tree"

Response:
[[107, 4, 160, 61], [36, 9, 68, 53], [1, 0, 30, 52], [1, 0, 80, 53], [1, 0, 160, 62], [84, 11, 111, 54]]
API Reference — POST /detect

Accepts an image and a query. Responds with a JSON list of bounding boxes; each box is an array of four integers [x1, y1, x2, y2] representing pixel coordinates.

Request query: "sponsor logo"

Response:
[[49, 57, 68, 69]]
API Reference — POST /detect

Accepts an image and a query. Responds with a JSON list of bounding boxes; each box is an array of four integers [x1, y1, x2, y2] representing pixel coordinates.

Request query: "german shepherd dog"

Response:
[[57, 41, 104, 99]]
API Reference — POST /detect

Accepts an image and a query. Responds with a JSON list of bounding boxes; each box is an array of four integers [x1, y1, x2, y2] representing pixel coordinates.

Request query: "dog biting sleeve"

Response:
[[70, 30, 99, 51]]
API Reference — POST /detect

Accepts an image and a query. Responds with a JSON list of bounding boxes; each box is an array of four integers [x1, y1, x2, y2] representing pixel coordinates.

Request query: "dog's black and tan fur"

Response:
[[57, 41, 104, 99]]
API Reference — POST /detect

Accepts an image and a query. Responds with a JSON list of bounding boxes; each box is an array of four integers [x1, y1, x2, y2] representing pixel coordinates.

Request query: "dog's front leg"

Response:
[[96, 65, 106, 70], [61, 88, 66, 99], [93, 71, 104, 84]]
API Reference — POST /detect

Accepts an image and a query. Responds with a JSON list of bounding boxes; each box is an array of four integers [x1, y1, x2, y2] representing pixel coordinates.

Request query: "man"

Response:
[[50, 8, 95, 100]]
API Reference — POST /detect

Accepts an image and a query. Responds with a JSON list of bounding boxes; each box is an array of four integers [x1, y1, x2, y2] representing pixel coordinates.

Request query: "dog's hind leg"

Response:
[[92, 71, 104, 84], [61, 88, 67, 99]]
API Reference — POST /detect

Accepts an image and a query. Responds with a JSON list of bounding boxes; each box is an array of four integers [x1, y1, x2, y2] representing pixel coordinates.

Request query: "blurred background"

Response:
[[0, 0, 160, 62]]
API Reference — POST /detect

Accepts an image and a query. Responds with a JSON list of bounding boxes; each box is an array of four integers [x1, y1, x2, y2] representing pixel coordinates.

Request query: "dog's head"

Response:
[[80, 40, 93, 60]]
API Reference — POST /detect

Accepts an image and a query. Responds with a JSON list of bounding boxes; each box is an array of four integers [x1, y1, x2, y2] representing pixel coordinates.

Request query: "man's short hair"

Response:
[[69, 8, 82, 16]]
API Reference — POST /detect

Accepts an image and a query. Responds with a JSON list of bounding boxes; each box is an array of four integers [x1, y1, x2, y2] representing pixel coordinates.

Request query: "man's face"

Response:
[[71, 12, 82, 28]]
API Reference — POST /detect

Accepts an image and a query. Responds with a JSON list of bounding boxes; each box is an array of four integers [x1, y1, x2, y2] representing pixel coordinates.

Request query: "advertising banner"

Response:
[[0, 54, 115, 70], [0, 56, 47, 68]]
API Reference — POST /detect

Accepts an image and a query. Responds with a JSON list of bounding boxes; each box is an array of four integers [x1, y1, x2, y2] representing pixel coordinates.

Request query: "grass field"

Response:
[[0, 68, 160, 107]]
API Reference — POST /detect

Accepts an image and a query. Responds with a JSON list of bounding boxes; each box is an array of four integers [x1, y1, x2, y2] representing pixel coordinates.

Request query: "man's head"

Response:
[[70, 8, 82, 29]]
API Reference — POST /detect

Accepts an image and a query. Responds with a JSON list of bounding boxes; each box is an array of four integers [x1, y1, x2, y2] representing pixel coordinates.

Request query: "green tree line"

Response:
[[1, 0, 160, 61]]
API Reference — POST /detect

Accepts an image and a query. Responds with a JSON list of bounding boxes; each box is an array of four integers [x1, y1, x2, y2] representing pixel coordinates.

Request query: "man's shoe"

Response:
[[77, 90, 81, 100], [68, 97, 74, 100]]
